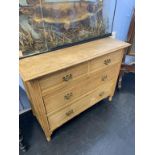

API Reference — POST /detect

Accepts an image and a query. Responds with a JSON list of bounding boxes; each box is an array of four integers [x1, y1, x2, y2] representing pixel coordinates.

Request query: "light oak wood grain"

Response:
[[48, 80, 113, 131], [24, 81, 51, 141], [39, 62, 88, 91], [19, 37, 130, 81], [19, 38, 130, 141], [43, 63, 120, 115], [90, 50, 122, 71]]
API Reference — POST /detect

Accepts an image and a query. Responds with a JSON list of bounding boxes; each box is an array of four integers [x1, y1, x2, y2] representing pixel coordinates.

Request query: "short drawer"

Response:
[[48, 81, 113, 131], [90, 50, 123, 72], [39, 62, 88, 91], [43, 63, 120, 114]]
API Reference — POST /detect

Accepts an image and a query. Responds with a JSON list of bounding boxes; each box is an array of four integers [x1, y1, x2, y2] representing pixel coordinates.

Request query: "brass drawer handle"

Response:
[[63, 74, 72, 81], [104, 59, 111, 65], [102, 75, 108, 81], [66, 109, 74, 116], [99, 91, 105, 97], [64, 92, 73, 100]]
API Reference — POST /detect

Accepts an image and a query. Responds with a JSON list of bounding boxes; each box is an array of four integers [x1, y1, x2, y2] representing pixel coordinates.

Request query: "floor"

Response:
[[20, 73, 135, 155]]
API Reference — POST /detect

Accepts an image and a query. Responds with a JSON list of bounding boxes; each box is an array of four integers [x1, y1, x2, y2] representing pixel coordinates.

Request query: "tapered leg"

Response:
[[118, 71, 125, 89], [46, 136, 51, 142], [108, 96, 113, 102], [45, 131, 52, 142], [19, 129, 27, 152], [118, 74, 123, 89]]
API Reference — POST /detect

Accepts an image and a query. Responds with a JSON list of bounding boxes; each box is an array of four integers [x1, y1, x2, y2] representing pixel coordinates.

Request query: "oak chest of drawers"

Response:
[[19, 37, 130, 141]]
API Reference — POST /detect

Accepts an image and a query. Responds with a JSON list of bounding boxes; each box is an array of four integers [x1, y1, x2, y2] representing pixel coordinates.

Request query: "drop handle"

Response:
[[104, 59, 111, 65], [99, 92, 105, 97], [102, 75, 108, 81], [66, 109, 74, 116], [64, 92, 73, 100], [63, 74, 72, 81]]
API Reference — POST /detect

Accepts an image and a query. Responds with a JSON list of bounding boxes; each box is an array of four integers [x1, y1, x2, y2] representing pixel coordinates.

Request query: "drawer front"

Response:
[[39, 62, 88, 91], [43, 63, 120, 114], [48, 81, 113, 131], [89, 81, 113, 105], [90, 50, 122, 72]]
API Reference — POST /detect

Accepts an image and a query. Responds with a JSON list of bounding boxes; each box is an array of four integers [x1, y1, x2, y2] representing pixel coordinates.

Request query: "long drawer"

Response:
[[90, 50, 122, 72], [43, 64, 120, 114], [48, 80, 113, 131]]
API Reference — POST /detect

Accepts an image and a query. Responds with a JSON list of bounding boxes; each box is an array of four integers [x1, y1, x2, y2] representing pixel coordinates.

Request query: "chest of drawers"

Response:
[[19, 37, 130, 141]]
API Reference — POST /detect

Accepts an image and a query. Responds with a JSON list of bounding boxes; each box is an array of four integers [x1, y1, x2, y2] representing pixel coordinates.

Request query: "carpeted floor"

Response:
[[20, 73, 135, 155]]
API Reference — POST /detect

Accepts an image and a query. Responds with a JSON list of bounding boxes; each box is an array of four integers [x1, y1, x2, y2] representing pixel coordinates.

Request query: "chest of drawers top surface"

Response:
[[19, 37, 130, 81]]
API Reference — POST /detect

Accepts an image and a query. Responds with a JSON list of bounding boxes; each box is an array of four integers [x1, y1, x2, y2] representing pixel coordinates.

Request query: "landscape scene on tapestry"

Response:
[[19, 0, 109, 58]]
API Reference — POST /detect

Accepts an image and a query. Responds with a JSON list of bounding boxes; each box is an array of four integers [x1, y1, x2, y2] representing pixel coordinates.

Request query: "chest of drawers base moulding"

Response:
[[19, 37, 130, 141]]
